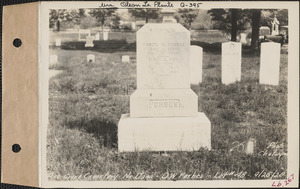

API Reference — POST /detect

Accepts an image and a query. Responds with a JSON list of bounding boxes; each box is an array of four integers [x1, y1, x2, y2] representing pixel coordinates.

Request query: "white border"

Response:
[[39, 1, 299, 188]]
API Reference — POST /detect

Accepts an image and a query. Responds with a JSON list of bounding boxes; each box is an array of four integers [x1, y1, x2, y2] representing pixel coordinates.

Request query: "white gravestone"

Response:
[[131, 22, 136, 30], [94, 33, 100, 40], [259, 42, 281, 85], [222, 42, 242, 85], [78, 29, 91, 41], [240, 33, 247, 44], [190, 45, 203, 84], [118, 23, 211, 152], [49, 55, 58, 66], [87, 54, 95, 63], [85, 36, 94, 47], [103, 31, 108, 41], [55, 38, 61, 46], [122, 55, 130, 63]]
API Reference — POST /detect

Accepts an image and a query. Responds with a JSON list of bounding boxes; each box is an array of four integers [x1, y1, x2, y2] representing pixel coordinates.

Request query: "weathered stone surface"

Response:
[[222, 42, 241, 85], [118, 113, 211, 152]]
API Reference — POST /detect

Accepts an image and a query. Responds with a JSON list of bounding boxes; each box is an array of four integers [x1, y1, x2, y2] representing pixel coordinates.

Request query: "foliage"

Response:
[[128, 8, 160, 23], [175, 9, 199, 30], [260, 9, 288, 27], [89, 8, 118, 30], [49, 9, 86, 29], [79, 16, 97, 29]]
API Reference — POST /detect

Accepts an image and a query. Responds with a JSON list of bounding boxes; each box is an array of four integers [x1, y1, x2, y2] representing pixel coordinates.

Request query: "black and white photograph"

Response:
[[38, 1, 298, 188]]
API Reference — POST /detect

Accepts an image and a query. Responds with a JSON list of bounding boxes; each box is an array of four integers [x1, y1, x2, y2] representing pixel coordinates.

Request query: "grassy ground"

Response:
[[47, 42, 288, 181]]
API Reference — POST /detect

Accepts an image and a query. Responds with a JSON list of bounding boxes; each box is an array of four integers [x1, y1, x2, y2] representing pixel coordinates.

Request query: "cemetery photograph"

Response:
[[47, 7, 289, 182]]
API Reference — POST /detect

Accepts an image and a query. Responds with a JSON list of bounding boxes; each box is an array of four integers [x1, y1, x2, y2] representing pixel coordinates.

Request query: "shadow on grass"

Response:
[[53, 40, 136, 53], [65, 117, 118, 149]]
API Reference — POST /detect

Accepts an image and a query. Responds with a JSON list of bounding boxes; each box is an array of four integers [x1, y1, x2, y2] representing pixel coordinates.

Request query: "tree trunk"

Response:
[[146, 16, 149, 23], [101, 19, 105, 40], [251, 10, 261, 53], [230, 9, 238, 42]]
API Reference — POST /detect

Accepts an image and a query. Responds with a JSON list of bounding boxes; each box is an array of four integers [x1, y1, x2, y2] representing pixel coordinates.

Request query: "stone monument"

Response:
[[118, 23, 211, 152], [271, 15, 280, 36], [161, 9, 177, 23], [85, 36, 94, 47], [55, 38, 61, 46], [122, 55, 130, 63]]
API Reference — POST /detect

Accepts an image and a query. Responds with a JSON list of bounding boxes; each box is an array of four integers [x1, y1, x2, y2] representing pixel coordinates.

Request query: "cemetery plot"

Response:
[[47, 7, 289, 182]]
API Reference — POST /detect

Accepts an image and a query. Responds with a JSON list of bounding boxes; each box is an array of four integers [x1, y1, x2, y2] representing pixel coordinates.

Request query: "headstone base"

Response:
[[130, 89, 198, 117], [118, 113, 211, 152], [85, 44, 94, 47]]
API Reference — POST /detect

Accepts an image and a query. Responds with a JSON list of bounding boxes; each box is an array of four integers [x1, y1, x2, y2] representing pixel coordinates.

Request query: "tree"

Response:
[[230, 9, 238, 41], [49, 9, 86, 30], [89, 8, 118, 33], [207, 9, 249, 41], [176, 9, 199, 30], [128, 9, 160, 23], [250, 9, 261, 52]]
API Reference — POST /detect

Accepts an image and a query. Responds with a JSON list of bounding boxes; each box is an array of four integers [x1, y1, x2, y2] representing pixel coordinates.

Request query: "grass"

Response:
[[47, 42, 288, 181]]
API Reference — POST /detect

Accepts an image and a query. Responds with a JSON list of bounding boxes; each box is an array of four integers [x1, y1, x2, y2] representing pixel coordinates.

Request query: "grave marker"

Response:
[[78, 29, 91, 41], [118, 23, 211, 152], [190, 45, 203, 84], [259, 42, 281, 85], [87, 54, 95, 63], [122, 55, 130, 63], [85, 36, 94, 47], [222, 42, 242, 85], [55, 38, 61, 46]]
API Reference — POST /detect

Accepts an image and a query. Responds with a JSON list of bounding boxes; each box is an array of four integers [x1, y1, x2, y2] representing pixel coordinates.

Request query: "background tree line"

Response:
[[49, 8, 288, 51]]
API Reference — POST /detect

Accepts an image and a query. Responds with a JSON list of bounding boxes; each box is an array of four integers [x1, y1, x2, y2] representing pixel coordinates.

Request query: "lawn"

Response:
[[47, 39, 288, 181]]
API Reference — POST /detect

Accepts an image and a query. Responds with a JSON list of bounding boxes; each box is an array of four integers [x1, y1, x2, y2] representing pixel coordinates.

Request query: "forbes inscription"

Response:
[[149, 99, 180, 109]]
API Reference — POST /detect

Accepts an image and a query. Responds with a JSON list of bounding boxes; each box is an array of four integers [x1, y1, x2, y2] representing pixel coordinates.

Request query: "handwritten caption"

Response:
[[99, 1, 202, 8], [49, 170, 287, 181], [229, 140, 287, 160], [272, 174, 295, 187]]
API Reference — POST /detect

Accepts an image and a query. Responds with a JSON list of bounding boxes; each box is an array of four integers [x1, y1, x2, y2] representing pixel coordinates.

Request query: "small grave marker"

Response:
[[87, 54, 95, 63], [122, 55, 130, 63]]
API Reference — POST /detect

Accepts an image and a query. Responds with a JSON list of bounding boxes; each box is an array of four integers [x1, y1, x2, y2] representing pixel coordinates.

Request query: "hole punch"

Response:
[[12, 144, 21, 153], [13, 38, 22, 48]]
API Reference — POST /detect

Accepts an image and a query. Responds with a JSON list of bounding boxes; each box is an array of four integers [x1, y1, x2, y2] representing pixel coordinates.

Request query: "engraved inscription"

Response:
[[149, 99, 180, 109]]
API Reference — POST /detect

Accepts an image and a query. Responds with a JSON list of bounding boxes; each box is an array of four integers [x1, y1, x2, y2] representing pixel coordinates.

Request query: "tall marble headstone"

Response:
[[118, 24, 211, 152], [271, 16, 280, 36], [190, 45, 203, 84], [222, 42, 242, 85], [259, 42, 281, 85]]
